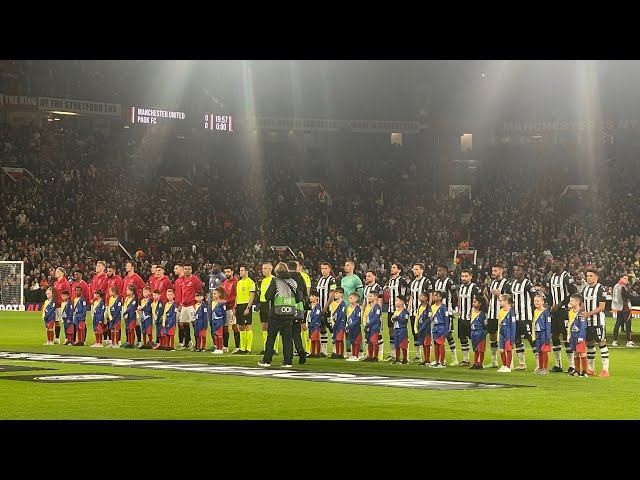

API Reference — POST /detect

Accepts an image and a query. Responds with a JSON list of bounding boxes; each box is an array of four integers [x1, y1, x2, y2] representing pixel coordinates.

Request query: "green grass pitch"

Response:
[[0, 311, 638, 419]]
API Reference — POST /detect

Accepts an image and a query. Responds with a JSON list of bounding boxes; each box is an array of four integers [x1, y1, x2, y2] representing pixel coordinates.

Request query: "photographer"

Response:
[[259, 262, 303, 368]]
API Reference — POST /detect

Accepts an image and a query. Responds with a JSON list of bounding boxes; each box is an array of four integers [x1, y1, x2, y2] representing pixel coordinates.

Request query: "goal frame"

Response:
[[0, 260, 24, 306]]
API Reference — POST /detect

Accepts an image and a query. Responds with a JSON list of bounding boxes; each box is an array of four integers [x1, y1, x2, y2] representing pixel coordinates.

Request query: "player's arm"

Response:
[[322, 284, 336, 314], [245, 285, 255, 314]]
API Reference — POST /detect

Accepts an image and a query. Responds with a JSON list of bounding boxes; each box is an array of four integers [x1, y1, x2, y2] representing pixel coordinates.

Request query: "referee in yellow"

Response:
[[234, 264, 256, 355]]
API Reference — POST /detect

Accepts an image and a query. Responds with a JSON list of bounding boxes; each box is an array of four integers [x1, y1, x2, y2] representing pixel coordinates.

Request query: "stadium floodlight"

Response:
[[0, 261, 24, 308]]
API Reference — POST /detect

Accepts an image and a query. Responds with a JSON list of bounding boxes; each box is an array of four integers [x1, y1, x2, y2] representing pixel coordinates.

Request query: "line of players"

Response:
[[314, 259, 610, 375]]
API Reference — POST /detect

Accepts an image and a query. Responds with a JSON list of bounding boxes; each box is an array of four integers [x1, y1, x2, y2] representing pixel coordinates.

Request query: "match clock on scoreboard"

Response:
[[204, 113, 233, 133]]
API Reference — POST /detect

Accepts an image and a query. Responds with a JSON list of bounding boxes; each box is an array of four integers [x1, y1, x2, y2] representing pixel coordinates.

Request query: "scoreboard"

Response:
[[129, 106, 187, 125], [204, 113, 233, 133]]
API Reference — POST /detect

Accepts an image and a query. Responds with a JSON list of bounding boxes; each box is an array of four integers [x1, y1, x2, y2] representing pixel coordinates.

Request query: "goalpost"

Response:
[[0, 261, 24, 308]]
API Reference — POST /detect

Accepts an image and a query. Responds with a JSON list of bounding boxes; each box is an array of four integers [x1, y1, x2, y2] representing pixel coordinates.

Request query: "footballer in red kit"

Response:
[[222, 265, 239, 351], [53, 267, 71, 343], [122, 260, 146, 345], [178, 263, 203, 349]]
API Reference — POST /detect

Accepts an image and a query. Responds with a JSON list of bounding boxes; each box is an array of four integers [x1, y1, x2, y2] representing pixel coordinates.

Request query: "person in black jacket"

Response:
[[258, 262, 303, 368], [287, 260, 308, 363]]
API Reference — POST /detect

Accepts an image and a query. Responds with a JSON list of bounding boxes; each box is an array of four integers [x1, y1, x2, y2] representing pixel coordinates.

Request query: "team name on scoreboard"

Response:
[[130, 106, 186, 124]]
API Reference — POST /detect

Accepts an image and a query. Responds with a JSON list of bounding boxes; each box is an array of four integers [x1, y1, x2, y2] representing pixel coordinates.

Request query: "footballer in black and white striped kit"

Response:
[[546, 259, 577, 372], [511, 264, 540, 370], [582, 269, 610, 377], [384, 263, 409, 361], [316, 262, 336, 357], [408, 263, 432, 363], [484, 264, 511, 368], [457, 268, 481, 365]]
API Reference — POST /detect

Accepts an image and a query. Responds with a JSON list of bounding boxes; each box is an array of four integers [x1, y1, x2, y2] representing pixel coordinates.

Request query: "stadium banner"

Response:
[[502, 119, 640, 132], [0, 94, 38, 110], [37, 97, 121, 116], [246, 116, 425, 134], [0, 304, 25, 311], [2, 166, 35, 182]]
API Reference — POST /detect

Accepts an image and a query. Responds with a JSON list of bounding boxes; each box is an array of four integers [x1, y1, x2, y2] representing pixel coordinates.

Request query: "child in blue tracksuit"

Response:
[[73, 286, 87, 345], [364, 290, 382, 362], [470, 294, 488, 370], [345, 293, 362, 361], [122, 285, 138, 348], [193, 291, 208, 352], [138, 286, 154, 348], [307, 292, 322, 357], [107, 287, 123, 348], [329, 288, 347, 359], [152, 289, 164, 349], [60, 291, 74, 345], [498, 294, 516, 372], [430, 290, 449, 367], [416, 291, 431, 366], [533, 293, 552, 374], [392, 295, 410, 364], [210, 286, 226, 353], [161, 289, 178, 350], [91, 290, 106, 347], [568, 293, 587, 376]]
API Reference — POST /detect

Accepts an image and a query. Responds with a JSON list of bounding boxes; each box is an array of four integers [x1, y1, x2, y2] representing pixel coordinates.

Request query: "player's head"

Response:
[[106, 264, 116, 278], [394, 294, 406, 310], [368, 289, 380, 304], [239, 264, 249, 278], [45, 287, 53, 300], [499, 293, 513, 309], [150, 263, 158, 275], [473, 294, 487, 312], [174, 263, 184, 276], [533, 293, 546, 310], [61, 289, 70, 300], [94, 289, 104, 301], [569, 293, 583, 309], [344, 260, 355, 274], [586, 269, 599, 286], [212, 286, 225, 301], [432, 290, 444, 302], [334, 287, 344, 300], [365, 270, 376, 285], [125, 260, 136, 274], [262, 262, 273, 277], [211, 261, 221, 273], [460, 268, 472, 284], [491, 263, 504, 280], [127, 285, 137, 297], [152, 289, 160, 301], [73, 269, 83, 281], [310, 290, 319, 303], [55, 267, 65, 280], [184, 263, 193, 276], [436, 264, 449, 279], [195, 290, 204, 302], [419, 290, 429, 304], [412, 262, 425, 278], [514, 264, 526, 280], [320, 262, 331, 277], [553, 258, 565, 274], [166, 288, 174, 301], [96, 261, 106, 274], [154, 265, 164, 278], [223, 265, 234, 279], [390, 262, 404, 276], [109, 286, 119, 297]]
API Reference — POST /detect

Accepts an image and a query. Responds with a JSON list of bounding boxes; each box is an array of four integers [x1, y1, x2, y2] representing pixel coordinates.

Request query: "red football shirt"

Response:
[[53, 277, 71, 308], [222, 277, 238, 310], [155, 275, 173, 303], [173, 275, 184, 306], [180, 274, 203, 307], [90, 272, 108, 298], [122, 272, 146, 300], [105, 274, 124, 298], [71, 280, 91, 303]]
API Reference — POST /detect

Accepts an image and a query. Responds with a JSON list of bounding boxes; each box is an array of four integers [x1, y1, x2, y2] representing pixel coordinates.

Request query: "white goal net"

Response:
[[0, 261, 24, 308]]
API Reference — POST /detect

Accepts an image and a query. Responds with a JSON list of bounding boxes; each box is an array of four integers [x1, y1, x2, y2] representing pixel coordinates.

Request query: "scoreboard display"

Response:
[[129, 106, 187, 125], [204, 113, 233, 133]]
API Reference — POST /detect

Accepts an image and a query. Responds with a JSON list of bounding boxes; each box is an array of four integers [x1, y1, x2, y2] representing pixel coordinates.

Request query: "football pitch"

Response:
[[0, 311, 638, 420]]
